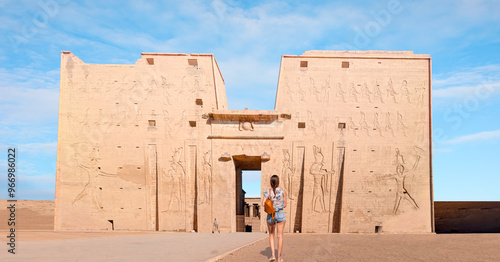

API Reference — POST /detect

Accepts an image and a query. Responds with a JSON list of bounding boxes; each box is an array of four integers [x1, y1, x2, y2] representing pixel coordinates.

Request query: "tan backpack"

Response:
[[264, 189, 275, 220]]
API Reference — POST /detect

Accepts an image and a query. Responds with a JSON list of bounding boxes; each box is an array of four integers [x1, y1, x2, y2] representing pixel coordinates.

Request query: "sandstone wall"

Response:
[[275, 51, 433, 233], [56, 50, 433, 233], [56, 52, 225, 231], [435, 201, 500, 233]]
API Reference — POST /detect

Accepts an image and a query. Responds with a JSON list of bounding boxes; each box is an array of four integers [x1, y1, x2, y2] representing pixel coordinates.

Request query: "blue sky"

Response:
[[1, 0, 499, 200]]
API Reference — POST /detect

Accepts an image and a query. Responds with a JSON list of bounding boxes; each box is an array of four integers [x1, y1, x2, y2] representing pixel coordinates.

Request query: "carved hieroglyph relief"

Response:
[[348, 117, 359, 136], [72, 143, 116, 211], [161, 76, 173, 105], [361, 82, 373, 103], [200, 150, 212, 205], [359, 112, 371, 137], [307, 110, 325, 137], [348, 83, 360, 103], [239, 121, 254, 131], [340, 111, 416, 138], [414, 80, 427, 107], [385, 112, 395, 137], [378, 147, 422, 214], [180, 76, 188, 94], [172, 110, 187, 135], [164, 147, 185, 211], [400, 80, 412, 104], [373, 112, 383, 136], [322, 76, 332, 106], [282, 149, 294, 200], [310, 145, 334, 213], [397, 112, 407, 137], [416, 112, 426, 142], [336, 82, 347, 103], [386, 79, 398, 103], [373, 80, 384, 103], [296, 77, 307, 102], [309, 77, 322, 102]]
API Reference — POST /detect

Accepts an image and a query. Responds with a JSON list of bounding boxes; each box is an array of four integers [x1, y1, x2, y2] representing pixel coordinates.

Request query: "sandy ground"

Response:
[[0, 200, 54, 230], [0, 231, 266, 261], [1, 200, 499, 261], [13, 230, 158, 241], [217, 233, 500, 262], [0, 231, 498, 261]]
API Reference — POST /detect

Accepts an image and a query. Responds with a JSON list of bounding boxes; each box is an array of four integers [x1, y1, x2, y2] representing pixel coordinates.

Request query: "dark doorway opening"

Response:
[[108, 220, 114, 230]]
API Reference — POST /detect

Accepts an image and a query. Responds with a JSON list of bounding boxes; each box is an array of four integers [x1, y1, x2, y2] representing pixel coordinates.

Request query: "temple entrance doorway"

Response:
[[233, 155, 261, 232]]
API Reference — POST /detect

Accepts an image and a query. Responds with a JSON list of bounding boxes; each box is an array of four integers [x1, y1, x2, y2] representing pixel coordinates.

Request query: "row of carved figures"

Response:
[[282, 76, 427, 106], [69, 74, 212, 106], [69, 108, 194, 139], [301, 110, 427, 141]]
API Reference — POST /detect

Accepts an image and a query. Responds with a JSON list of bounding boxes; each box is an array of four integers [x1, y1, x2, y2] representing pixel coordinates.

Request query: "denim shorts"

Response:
[[267, 210, 286, 224]]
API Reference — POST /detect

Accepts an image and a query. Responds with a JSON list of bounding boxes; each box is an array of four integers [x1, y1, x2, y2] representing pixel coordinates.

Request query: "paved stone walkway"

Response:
[[0, 231, 266, 262]]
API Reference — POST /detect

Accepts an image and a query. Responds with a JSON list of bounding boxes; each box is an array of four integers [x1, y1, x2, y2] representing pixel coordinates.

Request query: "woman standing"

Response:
[[262, 175, 287, 262]]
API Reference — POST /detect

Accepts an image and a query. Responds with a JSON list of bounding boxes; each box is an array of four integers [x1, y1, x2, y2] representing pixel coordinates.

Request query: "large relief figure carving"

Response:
[[164, 147, 185, 211], [282, 149, 294, 200], [379, 147, 422, 214], [72, 143, 116, 211], [310, 145, 334, 213], [200, 150, 212, 205]]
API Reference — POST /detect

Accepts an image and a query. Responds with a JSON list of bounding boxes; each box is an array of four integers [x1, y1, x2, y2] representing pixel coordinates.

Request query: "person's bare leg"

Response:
[[267, 223, 276, 260], [276, 220, 286, 261]]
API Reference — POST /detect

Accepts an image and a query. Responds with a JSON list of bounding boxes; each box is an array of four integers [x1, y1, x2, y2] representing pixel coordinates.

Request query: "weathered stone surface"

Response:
[[435, 201, 500, 233], [55, 50, 433, 233]]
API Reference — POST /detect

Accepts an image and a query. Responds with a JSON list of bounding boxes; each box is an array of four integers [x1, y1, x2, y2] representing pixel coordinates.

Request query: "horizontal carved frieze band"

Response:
[[207, 135, 285, 140]]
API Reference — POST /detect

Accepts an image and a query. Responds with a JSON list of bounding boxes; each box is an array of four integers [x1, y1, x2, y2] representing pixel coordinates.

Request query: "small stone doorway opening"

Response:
[[233, 155, 262, 232]]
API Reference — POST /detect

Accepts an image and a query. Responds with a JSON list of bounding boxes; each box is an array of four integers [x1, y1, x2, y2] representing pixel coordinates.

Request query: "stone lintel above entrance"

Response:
[[208, 110, 283, 124], [208, 135, 284, 140]]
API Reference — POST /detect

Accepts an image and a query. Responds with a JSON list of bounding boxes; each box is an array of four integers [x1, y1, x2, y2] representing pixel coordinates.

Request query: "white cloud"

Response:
[[433, 65, 500, 99], [0, 142, 57, 158], [18, 142, 58, 157], [0, 67, 59, 90], [0, 67, 60, 127], [0, 85, 59, 125], [434, 65, 500, 89], [443, 129, 500, 144], [433, 82, 500, 99]]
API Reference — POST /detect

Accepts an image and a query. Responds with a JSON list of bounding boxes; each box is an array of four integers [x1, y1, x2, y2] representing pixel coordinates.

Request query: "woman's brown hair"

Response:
[[270, 175, 279, 195]]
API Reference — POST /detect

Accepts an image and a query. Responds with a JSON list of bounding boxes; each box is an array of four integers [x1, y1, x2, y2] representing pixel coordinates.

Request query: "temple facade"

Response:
[[55, 50, 433, 233]]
